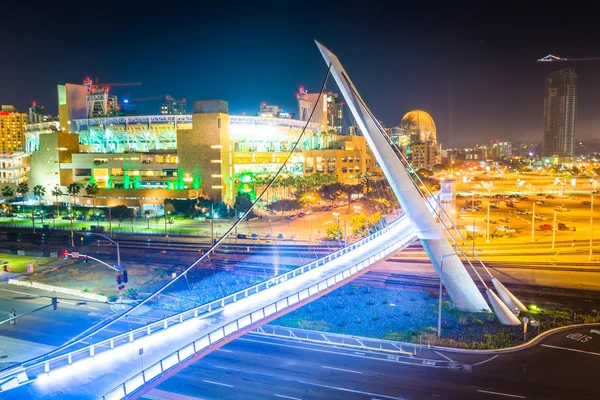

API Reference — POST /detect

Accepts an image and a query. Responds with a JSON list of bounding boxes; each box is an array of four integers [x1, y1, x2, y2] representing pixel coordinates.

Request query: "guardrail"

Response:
[[0, 215, 411, 390], [99, 220, 417, 400]]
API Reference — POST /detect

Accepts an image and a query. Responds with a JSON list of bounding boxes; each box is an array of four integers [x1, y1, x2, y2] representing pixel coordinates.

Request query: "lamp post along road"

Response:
[[590, 194, 594, 261], [531, 201, 535, 242], [552, 211, 557, 250], [86, 232, 121, 267]]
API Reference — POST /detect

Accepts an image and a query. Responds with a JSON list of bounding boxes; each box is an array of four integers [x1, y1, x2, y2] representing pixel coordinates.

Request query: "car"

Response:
[[495, 225, 516, 233], [514, 209, 527, 215], [537, 193, 545, 196], [593, 190, 600, 195], [484, 219, 499, 224], [460, 206, 474, 212], [490, 204, 499, 209], [44, 213, 56, 219], [582, 201, 591, 206], [534, 213, 548, 220], [76, 215, 87, 221], [62, 215, 72, 220], [520, 197, 529, 201], [557, 222, 570, 231], [554, 206, 571, 212], [535, 200, 547, 206], [237, 233, 247, 239], [546, 195, 556, 199], [297, 212, 306, 218], [506, 202, 516, 208], [539, 224, 553, 231], [285, 215, 296, 221], [89, 215, 106, 221], [498, 217, 510, 223]]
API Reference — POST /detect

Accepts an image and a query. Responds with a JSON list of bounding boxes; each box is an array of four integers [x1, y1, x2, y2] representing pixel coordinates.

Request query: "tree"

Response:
[[51, 186, 63, 219], [66, 183, 82, 247], [319, 183, 344, 207], [85, 183, 99, 225], [234, 193, 254, 217], [1, 186, 14, 199], [33, 185, 46, 227], [110, 205, 132, 228], [341, 183, 364, 213], [325, 225, 344, 240], [16, 182, 29, 199], [266, 199, 302, 214]]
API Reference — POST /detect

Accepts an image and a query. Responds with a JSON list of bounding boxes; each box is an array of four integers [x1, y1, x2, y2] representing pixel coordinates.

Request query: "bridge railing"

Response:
[[99, 221, 418, 400], [1, 215, 409, 387]]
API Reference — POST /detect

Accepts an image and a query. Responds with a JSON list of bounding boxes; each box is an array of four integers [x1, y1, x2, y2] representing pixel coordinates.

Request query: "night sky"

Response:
[[1, 2, 598, 148]]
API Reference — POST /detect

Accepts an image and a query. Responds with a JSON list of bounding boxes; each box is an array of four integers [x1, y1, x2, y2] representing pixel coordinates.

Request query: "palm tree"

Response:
[[1, 186, 14, 199], [33, 185, 46, 226], [51, 186, 63, 222], [66, 183, 82, 247], [342, 183, 364, 213], [85, 183, 99, 225], [16, 182, 31, 232]]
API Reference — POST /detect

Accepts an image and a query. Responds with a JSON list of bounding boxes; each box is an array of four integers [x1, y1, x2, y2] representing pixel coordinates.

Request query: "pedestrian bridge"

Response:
[[0, 216, 417, 399]]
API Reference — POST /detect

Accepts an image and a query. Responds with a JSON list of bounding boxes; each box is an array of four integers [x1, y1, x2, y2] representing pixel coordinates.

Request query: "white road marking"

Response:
[[472, 355, 499, 366], [239, 337, 442, 369], [202, 380, 233, 388], [541, 344, 600, 357], [85, 306, 100, 310], [0, 288, 40, 297], [477, 389, 526, 398], [216, 348, 233, 353], [322, 365, 363, 374], [274, 394, 302, 400], [433, 351, 454, 362]]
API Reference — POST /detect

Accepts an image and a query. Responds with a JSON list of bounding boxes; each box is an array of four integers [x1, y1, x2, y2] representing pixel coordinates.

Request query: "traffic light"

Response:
[[52, 297, 57, 311], [62, 250, 68, 260], [82, 255, 88, 263], [116, 274, 123, 284], [123, 270, 128, 283]]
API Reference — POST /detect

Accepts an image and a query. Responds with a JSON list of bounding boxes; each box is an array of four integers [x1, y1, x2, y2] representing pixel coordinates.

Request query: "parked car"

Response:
[[593, 190, 600, 195], [490, 204, 500, 209], [62, 215, 72, 220], [506, 202, 516, 208], [495, 225, 516, 233], [498, 217, 510, 223], [44, 213, 56, 219], [535, 200, 547, 206], [75, 215, 87, 221], [537, 193, 545, 196], [484, 219, 499, 224], [514, 209, 527, 215], [534, 213, 548, 220], [582, 201, 591, 206], [89, 215, 106, 221], [539, 224, 553, 231], [237, 233, 247, 239], [557, 223, 570, 231], [285, 215, 296, 221], [460, 206, 474, 212], [546, 195, 556, 199], [554, 206, 571, 212]]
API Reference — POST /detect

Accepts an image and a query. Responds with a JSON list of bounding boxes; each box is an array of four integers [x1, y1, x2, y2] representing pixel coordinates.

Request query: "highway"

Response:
[[145, 324, 600, 400]]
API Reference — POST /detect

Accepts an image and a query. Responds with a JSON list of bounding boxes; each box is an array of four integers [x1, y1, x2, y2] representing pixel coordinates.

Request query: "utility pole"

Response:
[[486, 199, 490, 244]]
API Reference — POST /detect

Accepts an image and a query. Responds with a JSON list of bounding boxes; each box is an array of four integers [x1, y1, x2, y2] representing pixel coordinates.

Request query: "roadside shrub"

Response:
[[108, 294, 118, 302]]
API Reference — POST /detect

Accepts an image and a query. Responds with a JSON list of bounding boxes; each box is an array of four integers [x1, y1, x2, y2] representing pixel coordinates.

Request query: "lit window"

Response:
[[210, 145, 223, 149]]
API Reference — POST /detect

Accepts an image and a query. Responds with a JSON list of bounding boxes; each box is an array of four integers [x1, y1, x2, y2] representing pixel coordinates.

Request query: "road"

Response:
[[145, 324, 600, 400], [0, 283, 115, 369]]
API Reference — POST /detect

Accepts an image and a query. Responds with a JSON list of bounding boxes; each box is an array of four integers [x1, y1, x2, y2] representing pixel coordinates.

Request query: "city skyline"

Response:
[[1, 3, 599, 149]]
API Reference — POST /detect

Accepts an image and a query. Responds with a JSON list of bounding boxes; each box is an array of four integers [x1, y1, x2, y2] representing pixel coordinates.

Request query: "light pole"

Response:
[[86, 232, 121, 268], [531, 201, 535, 242], [146, 214, 150, 229], [210, 204, 216, 244], [590, 193, 594, 261], [483, 181, 492, 244], [552, 211, 557, 250], [164, 211, 170, 238], [438, 252, 455, 338], [333, 212, 340, 242]]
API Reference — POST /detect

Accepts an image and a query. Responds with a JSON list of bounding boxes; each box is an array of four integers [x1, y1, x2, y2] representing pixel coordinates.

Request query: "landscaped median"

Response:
[[8, 279, 108, 302]]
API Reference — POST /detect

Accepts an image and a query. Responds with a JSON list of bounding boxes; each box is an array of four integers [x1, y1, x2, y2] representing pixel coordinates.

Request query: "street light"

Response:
[[482, 181, 493, 244], [332, 212, 341, 242], [438, 252, 456, 338], [86, 232, 121, 268], [146, 214, 150, 229], [211, 204, 217, 244], [164, 210, 171, 238], [590, 193, 594, 261]]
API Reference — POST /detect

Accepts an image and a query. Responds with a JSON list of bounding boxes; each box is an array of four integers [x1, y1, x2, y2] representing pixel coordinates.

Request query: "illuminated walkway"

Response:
[[1, 217, 417, 399]]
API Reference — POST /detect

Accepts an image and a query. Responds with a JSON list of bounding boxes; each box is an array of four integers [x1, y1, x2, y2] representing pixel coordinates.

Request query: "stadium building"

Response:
[[24, 81, 381, 215]]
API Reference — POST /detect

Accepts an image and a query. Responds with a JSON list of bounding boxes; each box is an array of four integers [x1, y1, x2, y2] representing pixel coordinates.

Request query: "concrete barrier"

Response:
[[8, 279, 108, 302]]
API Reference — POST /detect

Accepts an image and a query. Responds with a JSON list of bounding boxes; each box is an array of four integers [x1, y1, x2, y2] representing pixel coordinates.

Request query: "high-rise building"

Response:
[[399, 110, 441, 170], [161, 96, 187, 115], [325, 92, 343, 133], [0, 105, 27, 153], [297, 88, 343, 133], [543, 68, 577, 157]]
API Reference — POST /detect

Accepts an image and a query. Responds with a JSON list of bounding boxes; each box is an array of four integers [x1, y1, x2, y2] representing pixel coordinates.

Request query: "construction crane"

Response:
[[537, 54, 599, 63]]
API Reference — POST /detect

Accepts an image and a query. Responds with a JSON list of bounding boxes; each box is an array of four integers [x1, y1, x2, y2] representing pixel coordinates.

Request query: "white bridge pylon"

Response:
[[316, 41, 521, 324]]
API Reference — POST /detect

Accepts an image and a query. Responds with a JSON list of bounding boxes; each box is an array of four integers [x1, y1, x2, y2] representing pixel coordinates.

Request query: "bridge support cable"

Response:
[[317, 42, 523, 324], [327, 49, 523, 322]]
